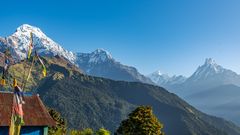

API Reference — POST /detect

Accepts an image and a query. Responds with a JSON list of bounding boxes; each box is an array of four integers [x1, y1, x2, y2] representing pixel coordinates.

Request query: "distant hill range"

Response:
[[148, 58, 240, 125], [185, 84, 240, 125]]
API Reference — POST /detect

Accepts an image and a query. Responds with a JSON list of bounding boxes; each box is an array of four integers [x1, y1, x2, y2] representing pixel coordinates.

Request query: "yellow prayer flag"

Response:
[[0, 79, 5, 86], [27, 32, 33, 60]]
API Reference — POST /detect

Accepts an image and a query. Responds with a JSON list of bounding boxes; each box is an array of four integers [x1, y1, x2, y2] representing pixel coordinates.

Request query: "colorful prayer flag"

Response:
[[0, 76, 5, 86], [36, 53, 47, 77], [27, 32, 33, 60], [13, 78, 17, 87], [9, 83, 25, 135]]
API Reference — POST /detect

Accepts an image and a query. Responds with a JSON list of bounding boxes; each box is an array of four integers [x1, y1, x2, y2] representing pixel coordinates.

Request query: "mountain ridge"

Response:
[[149, 58, 240, 126], [36, 58, 240, 135], [149, 58, 240, 94], [1, 52, 240, 135], [0, 24, 153, 84], [180, 58, 240, 96], [148, 70, 186, 88]]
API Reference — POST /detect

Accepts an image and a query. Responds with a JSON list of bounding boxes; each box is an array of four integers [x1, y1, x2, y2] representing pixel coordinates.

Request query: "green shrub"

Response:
[[116, 105, 164, 135]]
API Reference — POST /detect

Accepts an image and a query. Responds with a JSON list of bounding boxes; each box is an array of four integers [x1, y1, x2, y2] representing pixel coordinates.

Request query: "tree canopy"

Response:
[[116, 105, 164, 135]]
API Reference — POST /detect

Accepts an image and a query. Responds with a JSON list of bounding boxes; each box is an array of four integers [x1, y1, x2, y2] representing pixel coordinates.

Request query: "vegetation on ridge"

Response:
[[1, 55, 239, 135]]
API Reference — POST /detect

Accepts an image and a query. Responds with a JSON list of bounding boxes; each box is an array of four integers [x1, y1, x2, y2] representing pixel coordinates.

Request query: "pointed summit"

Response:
[[201, 58, 221, 73], [92, 48, 112, 59], [152, 70, 162, 76], [88, 49, 113, 63], [17, 24, 40, 32], [2, 24, 76, 62], [15, 24, 46, 38], [204, 58, 217, 66], [187, 58, 236, 83]]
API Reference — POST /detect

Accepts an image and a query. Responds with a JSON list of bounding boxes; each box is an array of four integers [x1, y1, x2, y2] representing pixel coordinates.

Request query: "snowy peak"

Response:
[[185, 58, 240, 85], [148, 70, 186, 86], [191, 58, 224, 79], [15, 24, 45, 37], [0, 24, 153, 84], [75, 49, 153, 84], [89, 49, 113, 63], [204, 58, 217, 66], [76, 48, 114, 65], [152, 70, 162, 76], [177, 58, 240, 97], [148, 71, 169, 84], [3, 24, 76, 62], [13, 24, 49, 45], [203, 58, 220, 72]]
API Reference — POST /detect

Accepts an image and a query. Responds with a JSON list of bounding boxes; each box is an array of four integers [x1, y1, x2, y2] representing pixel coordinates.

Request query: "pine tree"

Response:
[[116, 106, 164, 135]]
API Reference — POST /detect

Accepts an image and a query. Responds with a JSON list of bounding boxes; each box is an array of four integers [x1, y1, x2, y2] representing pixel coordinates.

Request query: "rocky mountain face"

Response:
[[75, 49, 153, 84], [0, 24, 153, 84]]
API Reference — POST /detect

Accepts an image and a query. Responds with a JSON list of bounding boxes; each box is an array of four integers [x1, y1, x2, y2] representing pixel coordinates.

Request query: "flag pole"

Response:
[[21, 32, 33, 88], [22, 55, 35, 92], [9, 89, 15, 135]]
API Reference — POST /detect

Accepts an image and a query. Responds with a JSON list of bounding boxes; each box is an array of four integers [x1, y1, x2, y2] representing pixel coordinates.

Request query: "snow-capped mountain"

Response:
[[182, 58, 240, 93], [184, 59, 240, 125], [165, 58, 240, 97], [148, 58, 240, 126], [187, 58, 231, 82], [148, 70, 186, 88], [149, 58, 240, 96], [0, 24, 76, 62], [76, 49, 154, 84], [0, 24, 153, 84], [76, 49, 113, 67]]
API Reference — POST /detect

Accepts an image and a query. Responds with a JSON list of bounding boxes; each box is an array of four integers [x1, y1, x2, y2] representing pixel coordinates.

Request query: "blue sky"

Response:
[[0, 0, 240, 76]]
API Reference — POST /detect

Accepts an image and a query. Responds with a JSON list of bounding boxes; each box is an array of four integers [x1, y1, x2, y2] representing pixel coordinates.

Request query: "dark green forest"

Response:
[[2, 56, 240, 135]]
